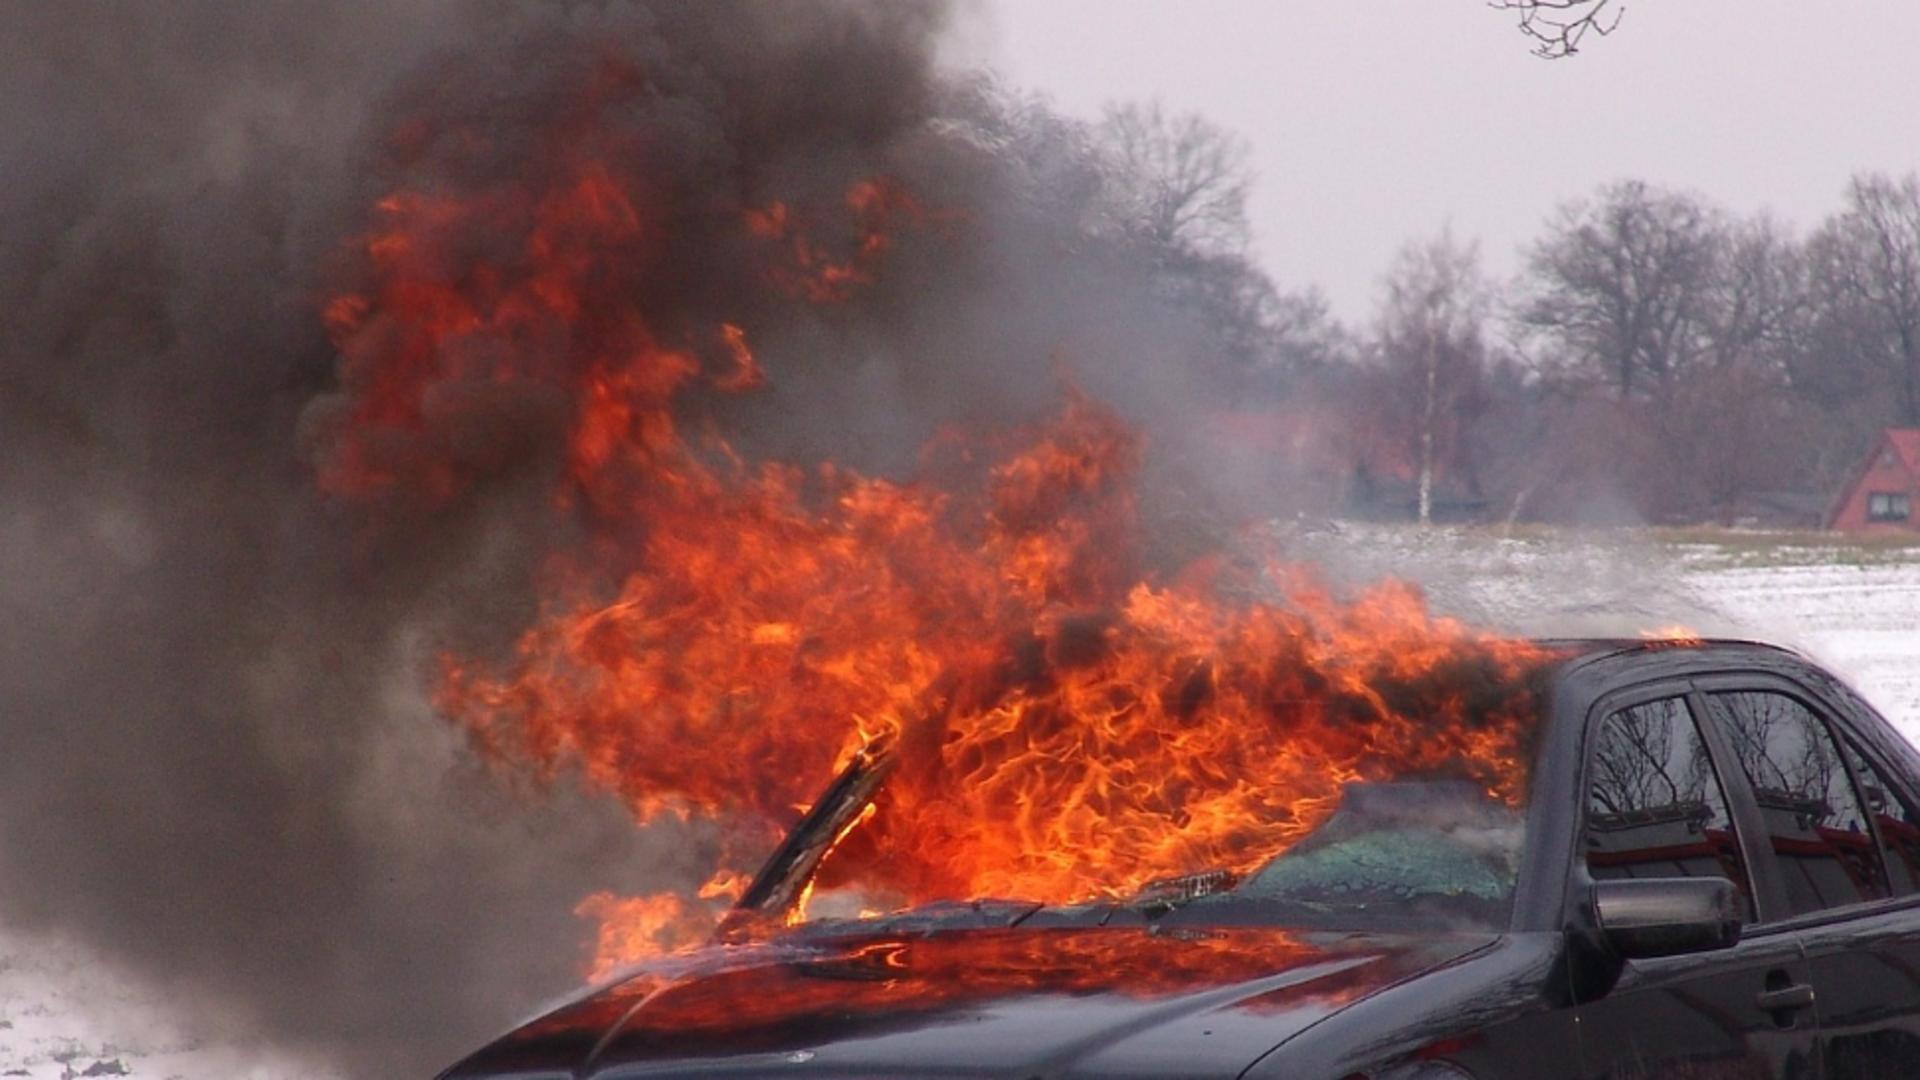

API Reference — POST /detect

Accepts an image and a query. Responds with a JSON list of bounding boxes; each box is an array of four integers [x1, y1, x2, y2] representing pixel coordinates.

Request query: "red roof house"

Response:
[[1827, 428, 1920, 533]]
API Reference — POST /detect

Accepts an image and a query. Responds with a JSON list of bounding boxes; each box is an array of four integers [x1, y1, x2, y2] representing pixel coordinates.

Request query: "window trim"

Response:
[[1804, 673, 1920, 815], [1572, 681, 1766, 926], [1682, 686, 1787, 923], [1689, 672, 1913, 928], [1744, 881, 1920, 938], [1833, 729, 1920, 901], [1823, 716, 1899, 898]]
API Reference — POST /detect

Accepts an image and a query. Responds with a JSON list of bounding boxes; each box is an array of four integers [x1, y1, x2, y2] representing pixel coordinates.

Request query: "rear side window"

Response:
[[1586, 696, 1755, 920], [1708, 691, 1890, 916], [1837, 739, 1920, 897]]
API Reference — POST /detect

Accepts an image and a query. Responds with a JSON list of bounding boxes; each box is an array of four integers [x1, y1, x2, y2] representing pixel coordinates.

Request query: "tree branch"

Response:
[[1490, 0, 1623, 59]]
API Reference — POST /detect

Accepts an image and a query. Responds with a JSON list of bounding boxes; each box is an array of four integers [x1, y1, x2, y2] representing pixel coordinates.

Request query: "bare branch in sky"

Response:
[[1098, 101, 1252, 254], [1491, 0, 1623, 58]]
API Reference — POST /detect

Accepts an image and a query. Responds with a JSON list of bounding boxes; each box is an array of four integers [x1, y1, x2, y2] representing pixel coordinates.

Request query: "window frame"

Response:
[[1688, 671, 1920, 931], [1572, 680, 1771, 925], [1832, 730, 1920, 896], [1867, 491, 1911, 522], [1699, 684, 1895, 915], [1805, 673, 1920, 817]]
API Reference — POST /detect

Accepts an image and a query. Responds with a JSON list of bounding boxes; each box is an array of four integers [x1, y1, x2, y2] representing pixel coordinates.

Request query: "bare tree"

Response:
[[1098, 101, 1252, 255], [1375, 231, 1492, 524], [942, 75, 1111, 235], [1704, 215, 1806, 371], [1806, 173, 1920, 425], [1658, 362, 1805, 523], [1518, 180, 1726, 403], [1491, 0, 1624, 58]]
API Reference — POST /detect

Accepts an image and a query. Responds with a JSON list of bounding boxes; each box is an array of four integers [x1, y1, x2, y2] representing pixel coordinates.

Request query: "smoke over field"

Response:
[[0, 3, 963, 1074], [0, 2, 1331, 1075]]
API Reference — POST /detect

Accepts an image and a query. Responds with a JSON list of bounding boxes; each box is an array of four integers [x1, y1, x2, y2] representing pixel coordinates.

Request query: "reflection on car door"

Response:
[[1703, 684, 1920, 1078], [1573, 692, 1821, 1080]]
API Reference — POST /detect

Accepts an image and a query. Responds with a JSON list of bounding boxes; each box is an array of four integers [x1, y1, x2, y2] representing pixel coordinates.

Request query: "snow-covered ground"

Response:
[[4, 526, 1917, 1078], [1282, 524, 1920, 739], [0, 936, 335, 1080], [1683, 558, 1920, 738]]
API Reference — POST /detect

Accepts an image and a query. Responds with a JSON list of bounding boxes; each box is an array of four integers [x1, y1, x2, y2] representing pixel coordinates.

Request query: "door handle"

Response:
[[1755, 983, 1815, 1013]]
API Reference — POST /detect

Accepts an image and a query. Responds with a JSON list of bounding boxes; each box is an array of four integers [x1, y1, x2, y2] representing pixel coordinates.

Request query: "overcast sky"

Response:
[[958, 2, 1920, 323]]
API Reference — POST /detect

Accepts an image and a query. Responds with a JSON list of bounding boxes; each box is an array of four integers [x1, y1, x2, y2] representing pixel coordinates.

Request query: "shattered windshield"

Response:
[[1163, 780, 1527, 929], [748, 661, 1552, 940], [765, 776, 1532, 938]]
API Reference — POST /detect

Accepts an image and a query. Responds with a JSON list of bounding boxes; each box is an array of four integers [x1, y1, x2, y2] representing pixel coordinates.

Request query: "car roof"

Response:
[[1533, 636, 1802, 676]]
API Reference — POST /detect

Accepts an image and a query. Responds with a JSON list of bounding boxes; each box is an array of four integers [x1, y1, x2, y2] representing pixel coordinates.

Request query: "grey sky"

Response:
[[961, 2, 1920, 323]]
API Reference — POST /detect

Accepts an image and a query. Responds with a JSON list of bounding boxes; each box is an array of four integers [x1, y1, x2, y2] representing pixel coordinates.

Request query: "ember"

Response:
[[318, 101, 1560, 979]]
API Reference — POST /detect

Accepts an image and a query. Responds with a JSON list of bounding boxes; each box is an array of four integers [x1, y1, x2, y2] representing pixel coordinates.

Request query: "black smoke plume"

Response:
[[0, 2, 1279, 1075]]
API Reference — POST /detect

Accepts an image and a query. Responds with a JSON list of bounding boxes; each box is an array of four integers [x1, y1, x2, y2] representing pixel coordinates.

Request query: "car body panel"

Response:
[[439, 641, 1920, 1080], [1241, 931, 1579, 1078], [1572, 928, 1820, 1080], [1798, 899, 1920, 1075], [438, 927, 1489, 1079]]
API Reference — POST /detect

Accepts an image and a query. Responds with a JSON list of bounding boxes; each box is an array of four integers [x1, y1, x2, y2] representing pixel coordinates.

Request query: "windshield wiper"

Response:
[[735, 737, 898, 918], [1125, 868, 1240, 917]]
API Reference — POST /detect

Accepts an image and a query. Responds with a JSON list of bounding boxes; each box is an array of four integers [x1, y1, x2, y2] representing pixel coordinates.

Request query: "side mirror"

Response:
[[1592, 878, 1742, 960]]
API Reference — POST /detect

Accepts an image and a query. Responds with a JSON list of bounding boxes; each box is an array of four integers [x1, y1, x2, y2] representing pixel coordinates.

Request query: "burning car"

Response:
[[437, 639, 1920, 1079]]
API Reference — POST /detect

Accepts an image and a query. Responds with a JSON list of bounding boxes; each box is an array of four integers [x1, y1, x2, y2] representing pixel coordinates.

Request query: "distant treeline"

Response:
[[1292, 173, 1920, 527], [994, 84, 1918, 526]]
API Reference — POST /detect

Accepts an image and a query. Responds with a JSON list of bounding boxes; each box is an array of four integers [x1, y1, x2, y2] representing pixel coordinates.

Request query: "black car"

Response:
[[440, 640, 1920, 1079]]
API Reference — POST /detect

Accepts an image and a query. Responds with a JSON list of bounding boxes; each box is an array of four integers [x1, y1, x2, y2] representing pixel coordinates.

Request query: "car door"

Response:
[[1697, 679, 1920, 1078], [1572, 689, 1822, 1080]]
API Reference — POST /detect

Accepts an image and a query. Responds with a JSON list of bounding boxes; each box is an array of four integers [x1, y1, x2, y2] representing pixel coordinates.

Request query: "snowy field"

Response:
[[4, 526, 1918, 1079], [0, 944, 335, 1080], [1678, 557, 1920, 738], [1283, 524, 1920, 739]]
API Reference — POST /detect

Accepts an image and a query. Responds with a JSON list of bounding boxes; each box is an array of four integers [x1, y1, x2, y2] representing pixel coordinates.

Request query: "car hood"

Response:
[[440, 924, 1495, 1079]]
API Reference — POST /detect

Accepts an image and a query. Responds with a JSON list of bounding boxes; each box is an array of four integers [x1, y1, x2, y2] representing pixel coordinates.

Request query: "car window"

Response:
[[1586, 696, 1755, 921], [1837, 738, 1920, 897], [1707, 690, 1890, 916]]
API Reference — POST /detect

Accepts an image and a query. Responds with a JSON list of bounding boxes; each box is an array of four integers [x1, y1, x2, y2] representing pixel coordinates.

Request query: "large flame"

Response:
[[318, 137, 1557, 978]]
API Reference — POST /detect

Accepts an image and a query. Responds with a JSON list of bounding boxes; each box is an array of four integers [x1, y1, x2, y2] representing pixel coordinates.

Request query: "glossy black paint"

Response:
[[438, 642, 1920, 1080], [438, 927, 1489, 1079]]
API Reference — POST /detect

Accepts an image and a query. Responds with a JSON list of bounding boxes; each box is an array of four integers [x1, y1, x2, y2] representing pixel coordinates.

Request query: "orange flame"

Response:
[[321, 150, 1558, 978], [1639, 624, 1705, 648], [742, 177, 939, 303], [575, 892, 710, 980]]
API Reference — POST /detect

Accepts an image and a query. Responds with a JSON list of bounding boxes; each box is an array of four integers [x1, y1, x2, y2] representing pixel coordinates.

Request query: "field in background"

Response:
[[5, 525, 1919, 1078], [1672, 539, 1920, 739], [1288, 522, 1920, 739]]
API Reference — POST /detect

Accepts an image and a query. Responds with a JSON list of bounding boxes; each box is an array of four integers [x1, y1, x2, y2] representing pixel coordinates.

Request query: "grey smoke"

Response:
[[0, 3, 949, 1075], [0, 2, 1313, 1076]]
